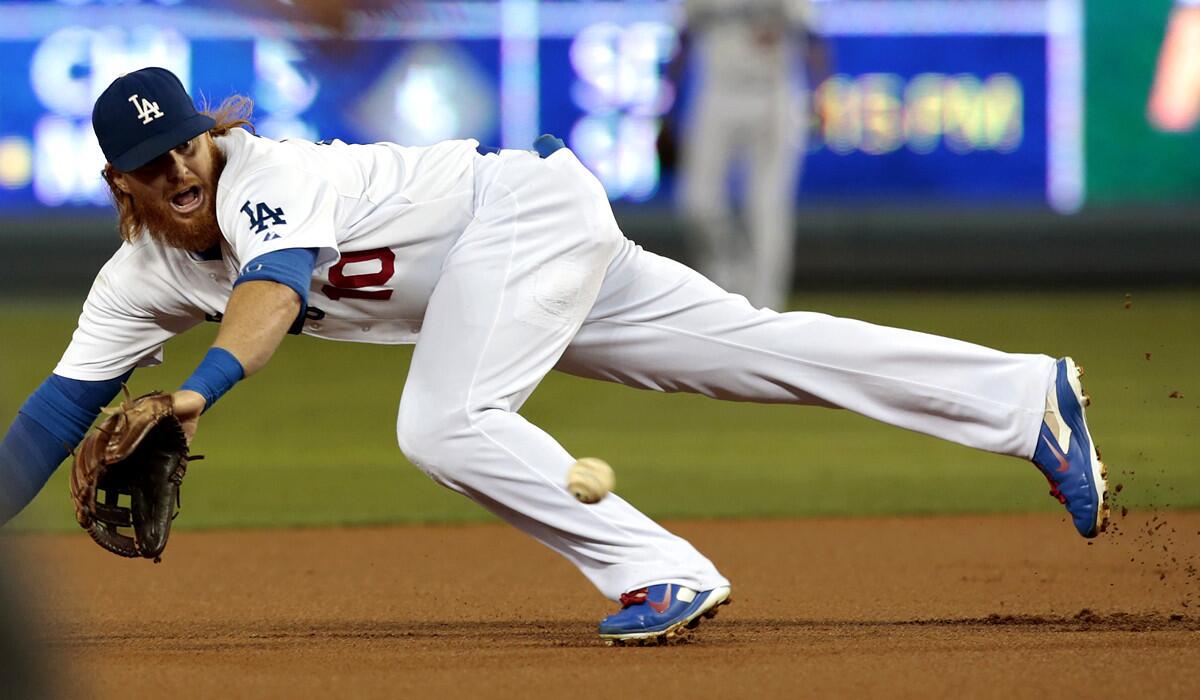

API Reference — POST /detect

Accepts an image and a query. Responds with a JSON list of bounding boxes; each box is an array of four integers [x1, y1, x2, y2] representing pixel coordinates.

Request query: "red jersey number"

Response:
[[320, 248, 395, 301]]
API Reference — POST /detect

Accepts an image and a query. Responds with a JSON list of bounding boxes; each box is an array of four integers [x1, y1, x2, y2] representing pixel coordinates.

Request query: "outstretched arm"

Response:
[[171, 248, 317, 439], [216, 279, 300, 374], [0, 371, 131, 526]]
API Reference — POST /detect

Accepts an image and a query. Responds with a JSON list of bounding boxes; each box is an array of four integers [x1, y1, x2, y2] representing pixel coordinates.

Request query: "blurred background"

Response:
[[0, 0, 1197, 532], [0, 0, 1198, 290]]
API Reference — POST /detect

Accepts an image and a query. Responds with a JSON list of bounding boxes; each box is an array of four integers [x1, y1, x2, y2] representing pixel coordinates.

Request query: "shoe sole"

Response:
[[600, 586, 732, 646], [1063, 357, 1110, 537]]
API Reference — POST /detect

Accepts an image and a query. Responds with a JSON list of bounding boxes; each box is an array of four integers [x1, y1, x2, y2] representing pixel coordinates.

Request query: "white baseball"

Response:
[[566, 457, 615, 504]]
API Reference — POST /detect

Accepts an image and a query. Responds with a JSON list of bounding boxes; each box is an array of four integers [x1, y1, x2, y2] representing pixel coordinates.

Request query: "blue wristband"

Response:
[[180, 347, 245, 411]]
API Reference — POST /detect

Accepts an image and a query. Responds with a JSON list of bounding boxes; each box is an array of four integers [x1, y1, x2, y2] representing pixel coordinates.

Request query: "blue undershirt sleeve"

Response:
[[234, 247, 318, 335], [0, 370, 131, 526]]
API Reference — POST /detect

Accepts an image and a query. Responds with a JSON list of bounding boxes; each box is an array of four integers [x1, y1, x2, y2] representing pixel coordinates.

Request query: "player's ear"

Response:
[[107, 167, 133, 195]]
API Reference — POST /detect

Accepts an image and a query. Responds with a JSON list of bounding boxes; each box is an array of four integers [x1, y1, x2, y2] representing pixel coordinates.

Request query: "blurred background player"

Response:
[[1148, 0, 1200, 131], [675, 0, 829, 310]]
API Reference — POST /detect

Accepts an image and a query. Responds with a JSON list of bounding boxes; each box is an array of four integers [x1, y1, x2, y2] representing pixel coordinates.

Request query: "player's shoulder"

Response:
[[213, 125, 264, 156], [214, 129, 329, 197], [214, 127, 289, 179], [215, 127, 350, 168]]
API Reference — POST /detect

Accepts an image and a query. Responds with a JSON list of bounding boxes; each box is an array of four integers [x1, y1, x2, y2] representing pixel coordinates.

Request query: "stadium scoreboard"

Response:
[[0, 0, 1083, 215]]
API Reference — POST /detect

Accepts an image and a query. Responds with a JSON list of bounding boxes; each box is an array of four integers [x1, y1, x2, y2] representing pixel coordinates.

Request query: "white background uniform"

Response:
[[682, 0, 814, 310], [56, 130, 1055, 601]]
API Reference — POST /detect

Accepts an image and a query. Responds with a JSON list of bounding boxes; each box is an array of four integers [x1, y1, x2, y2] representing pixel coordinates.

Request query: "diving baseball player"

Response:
[[679, 0, 827, 310], [0, 68, 1107, 645]]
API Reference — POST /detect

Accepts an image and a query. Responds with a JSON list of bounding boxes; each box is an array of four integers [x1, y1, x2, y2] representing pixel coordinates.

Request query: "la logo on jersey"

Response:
[[241, 200, 287, 240], [127, 94, 164, 125]]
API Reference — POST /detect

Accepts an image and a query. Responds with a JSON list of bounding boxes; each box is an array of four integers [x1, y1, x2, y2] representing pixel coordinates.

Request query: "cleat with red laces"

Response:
[[599, 583, 731, 644], [1031, 357, 1109, 538]]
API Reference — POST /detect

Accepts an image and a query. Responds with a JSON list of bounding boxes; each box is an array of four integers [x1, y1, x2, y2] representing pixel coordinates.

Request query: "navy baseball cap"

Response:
[[92, 67, 216, 172]]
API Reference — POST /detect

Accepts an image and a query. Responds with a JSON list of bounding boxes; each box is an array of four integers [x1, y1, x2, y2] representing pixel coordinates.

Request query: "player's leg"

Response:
[[745, 85, 803, 310], [396, 149, 729, 601], [561, 241, 1051, 457], [560, 243, 1107, 537], [680, 85, 743, 291]]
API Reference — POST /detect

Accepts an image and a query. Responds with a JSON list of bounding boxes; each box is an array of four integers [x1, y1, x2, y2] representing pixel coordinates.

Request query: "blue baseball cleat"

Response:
[[1031, 357, 1109, 538], [598, 583, 732, 646]]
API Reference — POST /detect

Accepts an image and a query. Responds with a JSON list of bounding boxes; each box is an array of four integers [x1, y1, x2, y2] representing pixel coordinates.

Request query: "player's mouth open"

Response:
[[170, 185, 204, 215]]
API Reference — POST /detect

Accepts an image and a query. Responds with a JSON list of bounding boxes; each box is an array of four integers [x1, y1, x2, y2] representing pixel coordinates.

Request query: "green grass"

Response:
[[3, 290, 1197, 532]]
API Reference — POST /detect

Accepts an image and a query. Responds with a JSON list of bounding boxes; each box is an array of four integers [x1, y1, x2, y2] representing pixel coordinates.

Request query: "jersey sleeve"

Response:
[[220, 165, 341, 274], [54, 264, 201, 381]]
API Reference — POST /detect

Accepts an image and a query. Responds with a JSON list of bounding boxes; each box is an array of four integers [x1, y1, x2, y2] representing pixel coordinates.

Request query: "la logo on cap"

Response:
[[128, 94, 164, 125]]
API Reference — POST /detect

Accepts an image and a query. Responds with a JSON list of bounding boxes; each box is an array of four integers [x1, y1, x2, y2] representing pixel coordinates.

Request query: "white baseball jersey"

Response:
[[56, 129, 479, 381]]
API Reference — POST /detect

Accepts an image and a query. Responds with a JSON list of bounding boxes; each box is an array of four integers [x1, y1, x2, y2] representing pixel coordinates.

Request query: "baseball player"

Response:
[[678, 0, 827, 310], [0, 68, 1106, 645]]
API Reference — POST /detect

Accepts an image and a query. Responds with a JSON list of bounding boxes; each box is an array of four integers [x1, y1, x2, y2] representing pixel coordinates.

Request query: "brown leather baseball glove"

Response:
[[70, 391, 198, 562]]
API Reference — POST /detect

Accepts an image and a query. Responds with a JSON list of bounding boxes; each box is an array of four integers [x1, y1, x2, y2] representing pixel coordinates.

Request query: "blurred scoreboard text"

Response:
[[0, 0, 1083, 216]]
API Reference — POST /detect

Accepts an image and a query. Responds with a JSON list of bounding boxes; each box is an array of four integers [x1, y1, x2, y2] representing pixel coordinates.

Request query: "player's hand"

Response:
[[171, 390, 206, 445]]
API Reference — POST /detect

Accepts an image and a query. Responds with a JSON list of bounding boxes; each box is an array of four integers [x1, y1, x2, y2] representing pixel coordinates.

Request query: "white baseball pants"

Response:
[[397, 149, 1055, 601]]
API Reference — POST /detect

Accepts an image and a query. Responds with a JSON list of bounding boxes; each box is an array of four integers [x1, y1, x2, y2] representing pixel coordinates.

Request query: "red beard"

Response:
[[131, 140, 226, 252]]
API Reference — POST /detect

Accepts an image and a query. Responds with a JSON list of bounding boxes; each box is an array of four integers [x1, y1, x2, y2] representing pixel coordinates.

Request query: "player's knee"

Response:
[[395, 408, 450, 477], [395, 405, 482, 483], [396, 404, 514, 485]]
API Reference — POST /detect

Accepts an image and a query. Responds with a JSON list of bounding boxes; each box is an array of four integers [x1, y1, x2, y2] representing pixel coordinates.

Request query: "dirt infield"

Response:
[[7, 512, 1200, 699]]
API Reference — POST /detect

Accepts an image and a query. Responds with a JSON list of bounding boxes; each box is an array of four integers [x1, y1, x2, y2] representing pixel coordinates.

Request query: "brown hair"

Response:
[[202, 94, 256, 138], [101, 95, 256, 242]]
